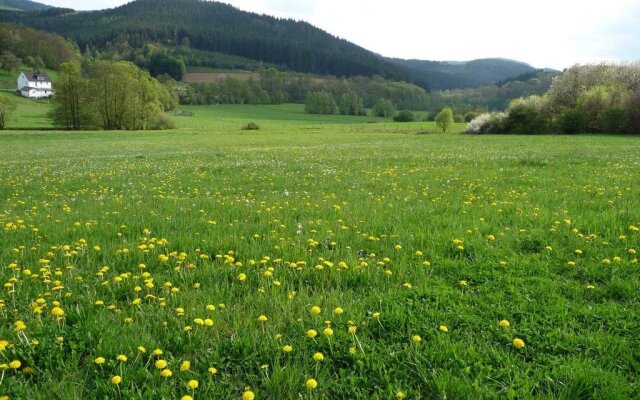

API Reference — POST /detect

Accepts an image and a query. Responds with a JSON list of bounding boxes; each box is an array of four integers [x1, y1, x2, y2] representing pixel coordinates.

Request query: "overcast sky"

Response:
[[41, 0, 640, 69]]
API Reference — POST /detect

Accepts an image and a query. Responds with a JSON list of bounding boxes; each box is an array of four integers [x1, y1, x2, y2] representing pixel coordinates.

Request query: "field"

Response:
[[0, 106, 639, 399]]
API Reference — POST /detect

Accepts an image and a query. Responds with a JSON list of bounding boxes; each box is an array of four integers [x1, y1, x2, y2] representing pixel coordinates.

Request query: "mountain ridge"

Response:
[[0, 0, 552, 91], [0, 0, 51, 11], [387, 57, 547, 90], [0, 0, 409, 81]]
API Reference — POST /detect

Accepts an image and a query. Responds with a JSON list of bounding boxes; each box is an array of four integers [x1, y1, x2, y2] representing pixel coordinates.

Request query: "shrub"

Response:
[[148, 114, 177, 130], [601, 107, 628, 134], [393, 110, 414, 122], [504, 95, 550, 134], [464, 112, 480, 123], [557, 109, 588, 134], [242, 122, 261, 130], [465, 112, 508, 134]]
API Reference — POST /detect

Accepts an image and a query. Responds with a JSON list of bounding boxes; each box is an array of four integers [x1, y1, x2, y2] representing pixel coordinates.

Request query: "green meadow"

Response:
[[0, 104, 638, 399]]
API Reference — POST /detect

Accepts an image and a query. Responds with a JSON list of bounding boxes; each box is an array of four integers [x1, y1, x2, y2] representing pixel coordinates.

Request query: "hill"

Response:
[[0, 0, 51, 11], [388, 58, 541, 91], [0, 0, 408, 80]]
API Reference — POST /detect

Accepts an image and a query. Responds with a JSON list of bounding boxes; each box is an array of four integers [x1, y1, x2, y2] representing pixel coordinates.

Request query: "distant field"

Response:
[[171, 104, 434, 130], [3, 99, 437, 131], [0, 108, 638, 399], [184, 68, 333, 85], [184, 70, 257, 83]]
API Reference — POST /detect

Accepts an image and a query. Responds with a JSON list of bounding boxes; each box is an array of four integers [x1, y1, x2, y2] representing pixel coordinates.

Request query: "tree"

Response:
[[260, 68, 287, 104], [25, 55, 45, 71], [435, 107, 454, 132], [372, 98, 395, 117], [0, 51, 21, 73], [148, 53, 186, 81], [0, 96, 17, 129], [394, 110, 414, 122], [64, 60, 173, 130], [338, 92, 365, 115], [305, 91, 337, 115], [49, 62, 92, 130]]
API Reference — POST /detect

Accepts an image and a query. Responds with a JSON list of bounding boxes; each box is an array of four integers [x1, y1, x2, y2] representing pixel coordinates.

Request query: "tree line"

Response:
[[0, 23, 78, 72], [168, 69, 430, 110], [466, 63, 640, 134], [50, 60, 176, 130]]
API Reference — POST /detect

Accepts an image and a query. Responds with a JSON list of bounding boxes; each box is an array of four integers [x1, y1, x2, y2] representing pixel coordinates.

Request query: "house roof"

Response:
[[21, 71, 52, 83]]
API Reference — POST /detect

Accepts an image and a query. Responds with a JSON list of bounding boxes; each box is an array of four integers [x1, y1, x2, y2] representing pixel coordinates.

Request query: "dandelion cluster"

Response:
[[0, 124, 638, 399]]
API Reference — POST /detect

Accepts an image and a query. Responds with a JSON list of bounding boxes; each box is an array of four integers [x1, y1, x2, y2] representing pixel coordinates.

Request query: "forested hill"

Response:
[[0, 0, 51, 11], [388, 58, 540, 91], [0, 0, 408, 80]]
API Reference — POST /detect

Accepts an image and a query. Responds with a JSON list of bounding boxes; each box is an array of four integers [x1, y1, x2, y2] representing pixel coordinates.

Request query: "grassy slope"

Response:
[[0, 68, 57, 129], [0, 92, 51, 128], [0, 111, 638, 399]]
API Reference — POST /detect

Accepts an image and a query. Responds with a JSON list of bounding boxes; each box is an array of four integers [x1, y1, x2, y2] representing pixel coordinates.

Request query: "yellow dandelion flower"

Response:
[[50, 307, 65, 317], [242, 390, 255, 400], [111, 375, 122, 385], [306, 378, 318, 390], [187, 380, 199, 389], [180, 361, 191, 371], [512, 338, 525, 349]]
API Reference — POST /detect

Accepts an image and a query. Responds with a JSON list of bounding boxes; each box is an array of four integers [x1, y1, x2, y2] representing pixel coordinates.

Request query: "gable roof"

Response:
[[21, 71, 52, 83]]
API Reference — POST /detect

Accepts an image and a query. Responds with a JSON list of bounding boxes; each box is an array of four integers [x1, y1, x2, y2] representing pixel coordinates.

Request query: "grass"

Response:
[[0, 105, 638, 399], [0, 92, 52, 129], [0, 67, 57, 130]]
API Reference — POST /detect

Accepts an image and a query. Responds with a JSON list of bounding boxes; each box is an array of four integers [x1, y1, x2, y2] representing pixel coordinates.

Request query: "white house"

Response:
[[17, 71, 54, 99]]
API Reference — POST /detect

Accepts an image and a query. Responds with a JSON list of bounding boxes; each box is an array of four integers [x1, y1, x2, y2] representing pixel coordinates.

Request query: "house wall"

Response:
[[17, 74, 29, 90], [17, 73, 53, 90]]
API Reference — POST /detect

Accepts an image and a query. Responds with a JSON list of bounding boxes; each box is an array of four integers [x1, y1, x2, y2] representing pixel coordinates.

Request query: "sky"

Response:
[[40, 0, 640, 69]]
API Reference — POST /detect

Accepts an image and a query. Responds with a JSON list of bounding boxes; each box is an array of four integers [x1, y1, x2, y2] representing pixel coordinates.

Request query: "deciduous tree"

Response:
[[0, 96, 16, 129], [435, 107, 454, 132]]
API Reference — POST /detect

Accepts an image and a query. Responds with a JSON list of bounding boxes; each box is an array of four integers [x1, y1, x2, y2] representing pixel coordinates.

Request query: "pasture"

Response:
[[0, 106, 638, 399]]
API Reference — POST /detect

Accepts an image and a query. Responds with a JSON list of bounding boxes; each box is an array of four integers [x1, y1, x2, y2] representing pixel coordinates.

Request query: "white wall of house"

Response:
[[17, 72, 54, 98], [20, 88, 53, 99]]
